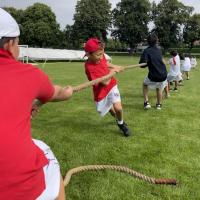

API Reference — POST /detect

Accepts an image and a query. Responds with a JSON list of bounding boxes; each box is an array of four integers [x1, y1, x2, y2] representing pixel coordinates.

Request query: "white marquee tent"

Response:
[[19, 47, 112, 62]]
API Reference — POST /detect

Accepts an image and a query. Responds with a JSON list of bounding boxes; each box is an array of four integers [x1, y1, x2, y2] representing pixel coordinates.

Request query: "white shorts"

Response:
[[183, 65, 191, 72], [96, 85, 121, 117], [34, 139, 61, 200], [167, 74, 180, 82], [143, 76, 167, 90]]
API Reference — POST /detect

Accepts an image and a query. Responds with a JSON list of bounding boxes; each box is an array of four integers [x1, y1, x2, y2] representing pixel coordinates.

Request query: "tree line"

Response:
[[4, 0, 200, 51]]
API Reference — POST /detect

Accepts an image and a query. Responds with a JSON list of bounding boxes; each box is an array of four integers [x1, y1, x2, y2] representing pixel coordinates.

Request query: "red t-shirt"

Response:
[[0, 49, 55, 199], [85, 55, 117, 102]]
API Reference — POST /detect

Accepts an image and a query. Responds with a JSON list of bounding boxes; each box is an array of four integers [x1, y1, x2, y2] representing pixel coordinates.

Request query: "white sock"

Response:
[[117, 120, 123, 125]]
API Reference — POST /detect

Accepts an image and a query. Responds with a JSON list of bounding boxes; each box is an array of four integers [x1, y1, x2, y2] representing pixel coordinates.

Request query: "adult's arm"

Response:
[[31, 85, 73, 118], [33, 85, 73, 105], [49, 85, 73, 102], [139, 50, 148, 68]]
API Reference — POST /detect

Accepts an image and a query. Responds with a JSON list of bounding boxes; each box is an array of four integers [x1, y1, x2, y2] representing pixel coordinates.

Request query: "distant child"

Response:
[[84, 38, 132, 137], [182, 53, 191, 80], [167, 50, 181, 91], [190, 55, 197, 69], [180, 53, 185, 72], [139, 33, 167, 110]]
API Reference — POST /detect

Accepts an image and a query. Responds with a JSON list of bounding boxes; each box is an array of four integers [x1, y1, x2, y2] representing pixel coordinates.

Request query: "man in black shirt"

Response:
[[139, 33, 167, 110]]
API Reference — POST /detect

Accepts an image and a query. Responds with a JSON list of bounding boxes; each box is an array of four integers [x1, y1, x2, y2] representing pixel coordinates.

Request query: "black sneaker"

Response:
[[144, 101, 151, 109], [173, 88, 178, 92], [117, 122, 132, 137], [156, 103, 162, 110]]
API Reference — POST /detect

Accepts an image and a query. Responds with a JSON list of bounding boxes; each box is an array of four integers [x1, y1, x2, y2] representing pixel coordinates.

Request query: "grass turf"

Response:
[[32, 56, 200, 200]]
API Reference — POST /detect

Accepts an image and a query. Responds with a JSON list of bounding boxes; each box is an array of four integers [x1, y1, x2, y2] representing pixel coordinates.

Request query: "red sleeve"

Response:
[[36, 69, 55, 103]]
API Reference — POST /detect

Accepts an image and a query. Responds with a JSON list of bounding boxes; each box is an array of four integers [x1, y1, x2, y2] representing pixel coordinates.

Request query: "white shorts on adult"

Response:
[[144, 76, 167, 90], [96, 85, 121, 117], [33, 139, 60, 200]]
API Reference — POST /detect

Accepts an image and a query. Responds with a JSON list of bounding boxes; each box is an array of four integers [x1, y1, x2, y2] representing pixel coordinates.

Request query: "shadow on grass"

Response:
[[34, 114, 125, 138]]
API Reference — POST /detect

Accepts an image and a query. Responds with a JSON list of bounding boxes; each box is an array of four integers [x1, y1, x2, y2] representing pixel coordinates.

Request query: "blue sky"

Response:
[[0, 0, 199, 29]]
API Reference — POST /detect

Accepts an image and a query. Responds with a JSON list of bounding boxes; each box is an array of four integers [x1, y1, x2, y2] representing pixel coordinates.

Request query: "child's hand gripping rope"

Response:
[[72, 63, 147, 92]]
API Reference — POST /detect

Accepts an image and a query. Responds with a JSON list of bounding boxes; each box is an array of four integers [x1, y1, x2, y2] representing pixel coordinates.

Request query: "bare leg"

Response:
[[186, 72, 190, 79], [168, 81, 170, 91], [113, 102, 123, 121], [113, 102, 132, 136], [156, 88, 162, 105], [143, 84, 149, 102], [109, 106, 116, 118], [174, 81, 178, 89], [164, 83, 170, 97], [56, 175, 65, 200]]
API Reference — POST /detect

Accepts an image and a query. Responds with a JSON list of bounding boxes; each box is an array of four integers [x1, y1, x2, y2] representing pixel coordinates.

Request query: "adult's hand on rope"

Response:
[[50, 85, 73, 102], [31, 104, 40, 119], [63, 85, 74, 97], [31, 99, 43, 119]]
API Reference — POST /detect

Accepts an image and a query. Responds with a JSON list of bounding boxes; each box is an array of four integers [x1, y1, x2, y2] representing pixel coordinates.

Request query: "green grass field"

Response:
[[32, 56, 200, 200]]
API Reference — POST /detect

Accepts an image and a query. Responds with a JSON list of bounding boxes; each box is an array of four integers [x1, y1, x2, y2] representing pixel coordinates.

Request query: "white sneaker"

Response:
[[156, 104, 162, 110], [165, 94, 170, 98], [144, 101, 151, 109]]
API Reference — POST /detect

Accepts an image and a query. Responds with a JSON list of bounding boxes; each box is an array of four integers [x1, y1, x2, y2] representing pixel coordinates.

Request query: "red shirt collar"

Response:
[[0, 48, 15, 60]]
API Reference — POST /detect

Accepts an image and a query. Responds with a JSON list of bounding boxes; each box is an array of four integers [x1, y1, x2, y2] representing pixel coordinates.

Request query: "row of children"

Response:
[[140, 33, 197, 110], [83, 35, 199, 137], [164, 52, 197, 97]]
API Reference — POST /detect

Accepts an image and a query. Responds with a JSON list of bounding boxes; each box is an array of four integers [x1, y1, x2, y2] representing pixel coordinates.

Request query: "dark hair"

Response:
[[0, 37, 16, 48], [170, 50, 177, 57], [179, 53, 185, 60], [147, 33, 158, 46], [185, 53, 189, 58]]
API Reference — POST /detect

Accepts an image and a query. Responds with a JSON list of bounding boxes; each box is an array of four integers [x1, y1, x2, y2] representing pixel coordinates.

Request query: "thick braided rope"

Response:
[[73, 71, 115, 92], [64, 165, 177, 187], [72, 63, 147, 92]]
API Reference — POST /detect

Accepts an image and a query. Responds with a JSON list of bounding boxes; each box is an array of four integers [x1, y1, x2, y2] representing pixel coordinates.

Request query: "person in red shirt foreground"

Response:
[[0, 8, 73, 200], [84, 38, 132, 137]]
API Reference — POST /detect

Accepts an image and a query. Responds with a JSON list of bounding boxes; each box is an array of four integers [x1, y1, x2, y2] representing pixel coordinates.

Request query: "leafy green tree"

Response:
[[112, 0, 151, 48], [20, 3, 62, 48], [21, 21, 52, 47], [71, 0, 112, 48], [63, 25, 75, 49], [152, 0, 193, 51], [106, 38, 128, 51], [183, 14, 200, 49]]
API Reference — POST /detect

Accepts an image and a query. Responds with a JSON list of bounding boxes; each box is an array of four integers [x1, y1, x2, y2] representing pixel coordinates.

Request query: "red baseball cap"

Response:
[[84, 38, 102, 53]]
